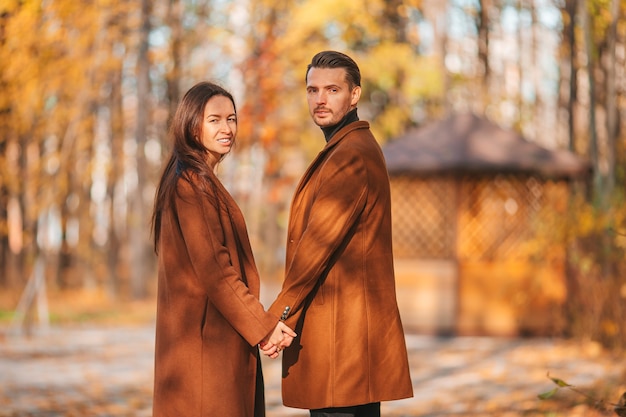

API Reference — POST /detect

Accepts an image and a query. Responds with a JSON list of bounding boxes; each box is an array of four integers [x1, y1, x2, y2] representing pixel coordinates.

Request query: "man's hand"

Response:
[[259, 322, 296, 359]]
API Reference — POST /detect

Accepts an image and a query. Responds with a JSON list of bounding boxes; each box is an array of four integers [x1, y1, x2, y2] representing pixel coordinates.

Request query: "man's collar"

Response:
[[321, 108, 359, 142]]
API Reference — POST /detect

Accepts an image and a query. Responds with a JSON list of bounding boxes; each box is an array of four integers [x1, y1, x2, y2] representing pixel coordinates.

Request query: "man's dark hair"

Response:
[[306, 50, 361, 89]]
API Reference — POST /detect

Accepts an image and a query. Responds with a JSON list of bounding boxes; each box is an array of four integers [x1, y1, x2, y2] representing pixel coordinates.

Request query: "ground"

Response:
[[0, 323, 624, 417]]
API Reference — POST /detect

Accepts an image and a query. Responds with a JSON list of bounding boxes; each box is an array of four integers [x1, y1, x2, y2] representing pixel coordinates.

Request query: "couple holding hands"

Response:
[[151, 51, 413, 417]]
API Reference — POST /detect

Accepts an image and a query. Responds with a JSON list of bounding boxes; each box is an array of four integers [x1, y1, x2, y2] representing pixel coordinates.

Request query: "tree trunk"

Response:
[[530, 0, 544, 136], [604, 0, 620, 203], [516, 0, 524, 128], [20, 132, 40, 290], [129, 0, 152, 299], [77, 104, 98, 291], [580, 0, 600, 195], [477, 0, 491, 90], [564, 0, 578, 152], [0, 143, 7, 288], [166, 0, 182, 123], [105, 53, 125, 298]]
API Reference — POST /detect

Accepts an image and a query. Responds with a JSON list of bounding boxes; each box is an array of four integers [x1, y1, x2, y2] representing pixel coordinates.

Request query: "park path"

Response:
[[0, 324, 623, 416]]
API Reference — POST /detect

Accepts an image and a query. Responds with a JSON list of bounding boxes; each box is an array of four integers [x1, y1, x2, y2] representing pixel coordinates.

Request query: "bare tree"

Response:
[[105, 20, 126, 297], [604, 0, 620, 201], [477, 0, 492, 93], [580, 0, 600, 193], [563, 0, 578, 152], [128, 0, 153, 299], [165, 0, 183, 124], [0, 10, 8, 287]]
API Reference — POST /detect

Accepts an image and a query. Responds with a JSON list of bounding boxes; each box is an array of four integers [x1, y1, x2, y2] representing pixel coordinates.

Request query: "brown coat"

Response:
[[268, 121, 413, 409], [153, 173, 278, 417]]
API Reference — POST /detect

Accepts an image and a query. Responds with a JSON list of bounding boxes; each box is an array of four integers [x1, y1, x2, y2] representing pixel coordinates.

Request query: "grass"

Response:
[[0, 288, 156, 327]]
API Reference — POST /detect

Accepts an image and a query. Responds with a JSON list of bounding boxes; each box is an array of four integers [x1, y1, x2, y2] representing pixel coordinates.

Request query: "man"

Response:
[[264, 51, 413, 417]]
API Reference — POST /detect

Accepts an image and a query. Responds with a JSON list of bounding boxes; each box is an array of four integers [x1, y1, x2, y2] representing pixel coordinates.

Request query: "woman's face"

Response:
[[200, 95, 237, 167]]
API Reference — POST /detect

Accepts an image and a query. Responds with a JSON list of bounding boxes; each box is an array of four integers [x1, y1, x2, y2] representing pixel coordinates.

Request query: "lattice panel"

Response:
[[390, 175, 455, 259], [457, 175, 545, 261], [389, 174, 572, 262], [526, 179, 571, 250]]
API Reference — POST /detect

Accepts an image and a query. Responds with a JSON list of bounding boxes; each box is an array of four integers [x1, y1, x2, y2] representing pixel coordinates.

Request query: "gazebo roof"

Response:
[[382, 113, 591, 179]]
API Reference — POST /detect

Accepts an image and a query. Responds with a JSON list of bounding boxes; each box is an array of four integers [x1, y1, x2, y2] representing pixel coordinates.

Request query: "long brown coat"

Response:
[[268, 121, 413, 409], [153, 172, 278, 417]]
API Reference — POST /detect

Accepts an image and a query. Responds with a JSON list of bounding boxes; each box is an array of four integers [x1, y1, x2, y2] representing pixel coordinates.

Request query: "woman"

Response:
[[151, 81, 295, 417]]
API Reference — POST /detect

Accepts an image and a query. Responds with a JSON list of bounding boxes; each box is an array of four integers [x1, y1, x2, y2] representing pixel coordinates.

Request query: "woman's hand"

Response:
[[259, 322, 296, 359]]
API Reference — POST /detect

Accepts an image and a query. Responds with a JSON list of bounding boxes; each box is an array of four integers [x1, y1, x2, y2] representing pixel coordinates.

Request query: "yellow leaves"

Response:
[[251, 0, 445, 157], [279, 0, 370, 48], [275, 0, 408, 54], [361, 42, 443, 97], [357, 43, 444, 140], [567, 197, 626, 244], [601, 319, 619, 337], [584, 0, 622, 48], [371, 106, 411, 143], [1, 0, 132, 137], [2, 4, 70, 108], [574, 203, 598, 235]]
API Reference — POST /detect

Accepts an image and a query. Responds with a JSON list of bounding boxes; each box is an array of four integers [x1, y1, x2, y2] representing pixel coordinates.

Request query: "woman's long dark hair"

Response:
[[151, 81, 237, 253]]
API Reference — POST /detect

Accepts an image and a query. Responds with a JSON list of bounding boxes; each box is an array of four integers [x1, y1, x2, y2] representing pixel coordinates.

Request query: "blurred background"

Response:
[[2, 1, 626, 415], [0, 0, 625, 351]]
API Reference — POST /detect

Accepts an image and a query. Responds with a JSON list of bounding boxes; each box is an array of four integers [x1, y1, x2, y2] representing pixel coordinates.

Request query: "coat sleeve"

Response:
[[175, 179, 278, 346], [269, 144, 368, 328]]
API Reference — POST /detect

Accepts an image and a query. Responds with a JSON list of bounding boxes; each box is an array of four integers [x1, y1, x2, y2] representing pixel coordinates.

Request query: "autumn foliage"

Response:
[[0, 0, 625, 352]]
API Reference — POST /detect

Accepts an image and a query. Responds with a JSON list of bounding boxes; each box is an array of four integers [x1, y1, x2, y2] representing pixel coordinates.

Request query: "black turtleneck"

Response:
[[321, 108, 359, 142]]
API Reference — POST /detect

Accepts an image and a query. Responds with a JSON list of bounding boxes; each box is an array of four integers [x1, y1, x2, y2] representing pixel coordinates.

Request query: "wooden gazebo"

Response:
[[382, 113, 590, 336]]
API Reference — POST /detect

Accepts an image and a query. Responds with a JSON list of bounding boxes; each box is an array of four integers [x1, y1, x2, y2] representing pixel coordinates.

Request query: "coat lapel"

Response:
[[212, 176, 260, 292], [289, 121, 370, 227]]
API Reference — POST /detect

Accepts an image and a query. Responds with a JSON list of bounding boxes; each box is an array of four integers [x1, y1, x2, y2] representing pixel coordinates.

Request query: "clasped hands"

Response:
[[259, 322, 296, 359]]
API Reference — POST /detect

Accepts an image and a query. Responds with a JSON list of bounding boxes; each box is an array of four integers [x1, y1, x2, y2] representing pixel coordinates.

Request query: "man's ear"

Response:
[[351, 86, 361, 106]]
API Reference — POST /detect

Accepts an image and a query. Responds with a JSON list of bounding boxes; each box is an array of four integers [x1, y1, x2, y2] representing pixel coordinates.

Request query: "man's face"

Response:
[[306, 67, 361, 127]]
